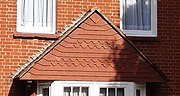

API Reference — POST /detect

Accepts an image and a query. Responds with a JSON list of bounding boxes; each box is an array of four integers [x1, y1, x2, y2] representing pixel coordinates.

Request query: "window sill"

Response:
[[13, 31, 59, 39], [122, 30, 157, 37]]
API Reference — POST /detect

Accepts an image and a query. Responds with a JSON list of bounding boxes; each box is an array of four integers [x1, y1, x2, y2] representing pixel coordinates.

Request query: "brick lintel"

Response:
[[13, 31, 60, 39]]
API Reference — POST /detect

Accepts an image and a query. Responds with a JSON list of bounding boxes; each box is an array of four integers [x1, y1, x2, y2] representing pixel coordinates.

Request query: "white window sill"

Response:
[[123, 30, 157, 37]]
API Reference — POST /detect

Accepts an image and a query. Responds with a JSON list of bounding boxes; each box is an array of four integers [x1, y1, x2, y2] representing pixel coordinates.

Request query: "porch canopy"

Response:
[[12, 9, 167, 83]]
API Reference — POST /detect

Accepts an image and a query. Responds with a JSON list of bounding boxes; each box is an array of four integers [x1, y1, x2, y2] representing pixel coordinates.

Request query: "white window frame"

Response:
[[37, 81, 146, 96], [120, 0, 157, 37], [16, 0, 56, 34]]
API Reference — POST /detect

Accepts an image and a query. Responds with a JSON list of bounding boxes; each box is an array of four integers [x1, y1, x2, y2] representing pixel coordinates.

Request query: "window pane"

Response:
[[22, 0, 33, 26], [64, 87, 89, 96], [82, 87, 89, 96], [100, 88, 107, 96], [122, 0, 151, 30], [117, 88, 124, 96], [21, 0, 53, 27], [136, 89, 141, 96], [108, 88, 115, 96], [73, 87, 80, 96], [42, 88, 49, 96], [64, 87, 71, 96]]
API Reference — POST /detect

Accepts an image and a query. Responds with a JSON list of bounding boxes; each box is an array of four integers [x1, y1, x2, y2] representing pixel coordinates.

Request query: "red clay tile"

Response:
[[89, 12, 102, 24], [16, 10, 166, 83]]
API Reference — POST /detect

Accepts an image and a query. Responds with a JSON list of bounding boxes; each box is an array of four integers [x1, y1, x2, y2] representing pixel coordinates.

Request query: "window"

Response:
[[120, 0, 157, 37], [64, 87, 89, 96], [16, 0, 56, 34], [100, 88, 124, 96], [37, 81, 146, 96]]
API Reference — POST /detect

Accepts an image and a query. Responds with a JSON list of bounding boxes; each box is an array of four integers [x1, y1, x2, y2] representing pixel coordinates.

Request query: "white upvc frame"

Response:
[[97, 82, 135, 96], [120, 0, 157, 37], [16, 0, 56, 34], [37, 81, 146, 96]]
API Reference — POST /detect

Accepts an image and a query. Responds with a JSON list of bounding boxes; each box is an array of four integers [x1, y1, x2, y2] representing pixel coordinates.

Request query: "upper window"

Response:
[[120, 0, 157, 37], [37, 81, 146, 96], [16, 0, 56, 34]]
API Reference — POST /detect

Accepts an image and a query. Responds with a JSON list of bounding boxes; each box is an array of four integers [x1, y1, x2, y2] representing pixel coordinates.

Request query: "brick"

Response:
[[0, 0, 179, 96]]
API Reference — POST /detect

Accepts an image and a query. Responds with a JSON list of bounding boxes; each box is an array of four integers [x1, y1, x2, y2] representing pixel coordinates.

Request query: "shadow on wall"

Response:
[[107, 38, 142, 82], [8, 80, 36, 96], [107, 36, 169, 96]]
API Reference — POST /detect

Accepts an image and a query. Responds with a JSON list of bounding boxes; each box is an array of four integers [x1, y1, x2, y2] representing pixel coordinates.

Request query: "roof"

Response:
[[12, 8, 168, 83]]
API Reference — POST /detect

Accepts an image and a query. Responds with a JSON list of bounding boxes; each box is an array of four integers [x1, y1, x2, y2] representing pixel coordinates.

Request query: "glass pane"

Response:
[[122, 0, 151, 30], [108, 88, 115, 96], [100, 88, 107, 96], [21, 0, 53, 27], [117, 88, 124, 96], [136, 89, 141, 96], [82, 87, 89, 96], [42, 88, 49, 96], [73, 87, 80, 96], [22, 0, 34, 26], [64, 87, 71, 96]]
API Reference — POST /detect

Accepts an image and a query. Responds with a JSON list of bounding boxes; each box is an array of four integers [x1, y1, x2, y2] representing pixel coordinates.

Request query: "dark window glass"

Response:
[[136, 89, 141, 96], [108, 88, 115, 96], [42, 88, 49, 96], [117, 88, 124, 96], [82, 87, 89, 96], [100, 88, 124, 96], [73, 87, 80, 96], [100, 88, 107, 96], [64, 87, 71, 96]]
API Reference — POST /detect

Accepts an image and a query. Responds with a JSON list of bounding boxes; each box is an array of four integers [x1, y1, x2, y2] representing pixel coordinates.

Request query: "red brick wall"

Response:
[[0, 0, 50, 95], [131, 1, 180, 96], [0, 0, 178, 96]]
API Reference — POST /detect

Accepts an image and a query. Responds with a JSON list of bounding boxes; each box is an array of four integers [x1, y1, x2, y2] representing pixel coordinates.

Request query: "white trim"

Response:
[[52, 0, 57, 34], [16, 0, 56, 34], [51, 81, 62, 96], [120, 0, 157, 37], [37, 81, 146, 96]]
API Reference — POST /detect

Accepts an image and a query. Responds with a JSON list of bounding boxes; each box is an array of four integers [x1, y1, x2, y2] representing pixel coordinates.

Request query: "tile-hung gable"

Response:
[[12, 9, 167, 82]]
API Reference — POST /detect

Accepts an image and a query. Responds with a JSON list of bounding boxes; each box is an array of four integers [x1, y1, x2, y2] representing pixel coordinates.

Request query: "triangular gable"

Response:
[[13, 9, 167, 82]]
